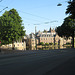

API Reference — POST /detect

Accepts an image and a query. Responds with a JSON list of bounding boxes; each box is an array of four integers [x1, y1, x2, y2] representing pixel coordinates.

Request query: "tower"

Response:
[[49, 27, 52, 32]]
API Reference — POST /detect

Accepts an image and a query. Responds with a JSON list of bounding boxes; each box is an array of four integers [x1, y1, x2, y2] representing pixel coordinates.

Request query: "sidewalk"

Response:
[[0, 49, 37, 59]]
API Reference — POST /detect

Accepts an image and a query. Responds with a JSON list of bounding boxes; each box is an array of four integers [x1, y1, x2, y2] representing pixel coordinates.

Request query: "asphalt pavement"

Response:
[[0, 48, 75, 75], [44, 56, 75, 75]]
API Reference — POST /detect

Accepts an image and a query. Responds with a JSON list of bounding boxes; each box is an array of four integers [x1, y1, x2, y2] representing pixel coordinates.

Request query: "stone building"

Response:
[[1, 37, 26, 50], [36, 27, 62, 45], [26, 33, 39, 50], [26, 33, 35, 50], [26, 27, 72, 50]]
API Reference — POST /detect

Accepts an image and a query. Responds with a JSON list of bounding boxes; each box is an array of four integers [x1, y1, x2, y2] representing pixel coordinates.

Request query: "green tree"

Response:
[[45, 43, 49, 46], [43, 29, 47, 33], [55, 43, 58, 45], [56, 16, 75, 48], [39, 42, 44, 45], [66, 0, 75, 19], [0, 8, 25, 49], [49, 43, 54, 45]]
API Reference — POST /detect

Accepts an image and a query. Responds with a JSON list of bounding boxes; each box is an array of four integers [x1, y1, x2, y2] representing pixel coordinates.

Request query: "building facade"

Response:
[[1, 37, 26, 50], [36, 27, 62, 45], [27, 27, 72, 50]]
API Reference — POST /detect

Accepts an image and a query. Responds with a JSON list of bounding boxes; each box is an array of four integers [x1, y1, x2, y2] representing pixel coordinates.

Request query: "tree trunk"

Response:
[[72, 31, 74, 48], [12, 40, 14, 50]]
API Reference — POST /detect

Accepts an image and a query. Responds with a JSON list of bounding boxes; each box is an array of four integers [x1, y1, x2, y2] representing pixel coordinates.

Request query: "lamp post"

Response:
[[35, 26, 37, 50]]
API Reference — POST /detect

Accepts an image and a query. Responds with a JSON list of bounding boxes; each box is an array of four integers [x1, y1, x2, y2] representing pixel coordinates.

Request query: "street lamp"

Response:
[[57, 0, 74, 6], [57, 3, 62, 6]]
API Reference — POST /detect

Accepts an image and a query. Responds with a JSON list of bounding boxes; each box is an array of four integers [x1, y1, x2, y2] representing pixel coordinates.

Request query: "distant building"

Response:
[[1, 36, 26, 50], [26, 33, 38, 50], [36, 27, 61, 45], [26, 27, 72, 50]]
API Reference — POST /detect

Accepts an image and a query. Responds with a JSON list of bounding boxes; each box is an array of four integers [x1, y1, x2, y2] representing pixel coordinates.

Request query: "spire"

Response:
[[49, 27, 52, 32]]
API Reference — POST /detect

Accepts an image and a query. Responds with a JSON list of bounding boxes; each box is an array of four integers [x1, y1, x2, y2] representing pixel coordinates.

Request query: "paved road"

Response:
[[0, 48, 75, 75]]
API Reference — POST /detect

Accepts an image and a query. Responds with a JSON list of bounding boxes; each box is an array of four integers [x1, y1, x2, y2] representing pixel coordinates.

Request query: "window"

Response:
[[17, 44, 19, 46], [9, 45, 11, 47], [42, 35, 43, 37]]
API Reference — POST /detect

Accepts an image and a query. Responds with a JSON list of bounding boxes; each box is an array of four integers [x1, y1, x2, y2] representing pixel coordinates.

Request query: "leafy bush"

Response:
[[45, 43, 49, 46], [39, 42, 44, 45], [66, 42, 71, 45], [49, 43, 54, 45], [55, 43, 58, 45]]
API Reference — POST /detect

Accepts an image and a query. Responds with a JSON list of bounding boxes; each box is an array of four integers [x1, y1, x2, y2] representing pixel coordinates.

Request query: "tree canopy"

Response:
[[39, 42, 44, 45], [56, 16, 75, 36], [56, 16, 75, 47], [43, 29, 47, 33], [56, 0, 75, 48], [0, 8, 25, 47], [66, 0, 75, 19], [45, 43, 49, 46]]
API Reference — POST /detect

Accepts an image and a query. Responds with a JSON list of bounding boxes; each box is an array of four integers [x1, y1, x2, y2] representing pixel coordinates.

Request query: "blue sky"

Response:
[[0, 0, 69, 35]]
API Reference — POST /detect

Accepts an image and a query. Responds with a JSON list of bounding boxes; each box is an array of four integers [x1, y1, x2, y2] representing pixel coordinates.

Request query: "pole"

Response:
[[35, 26, 37, 50]]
